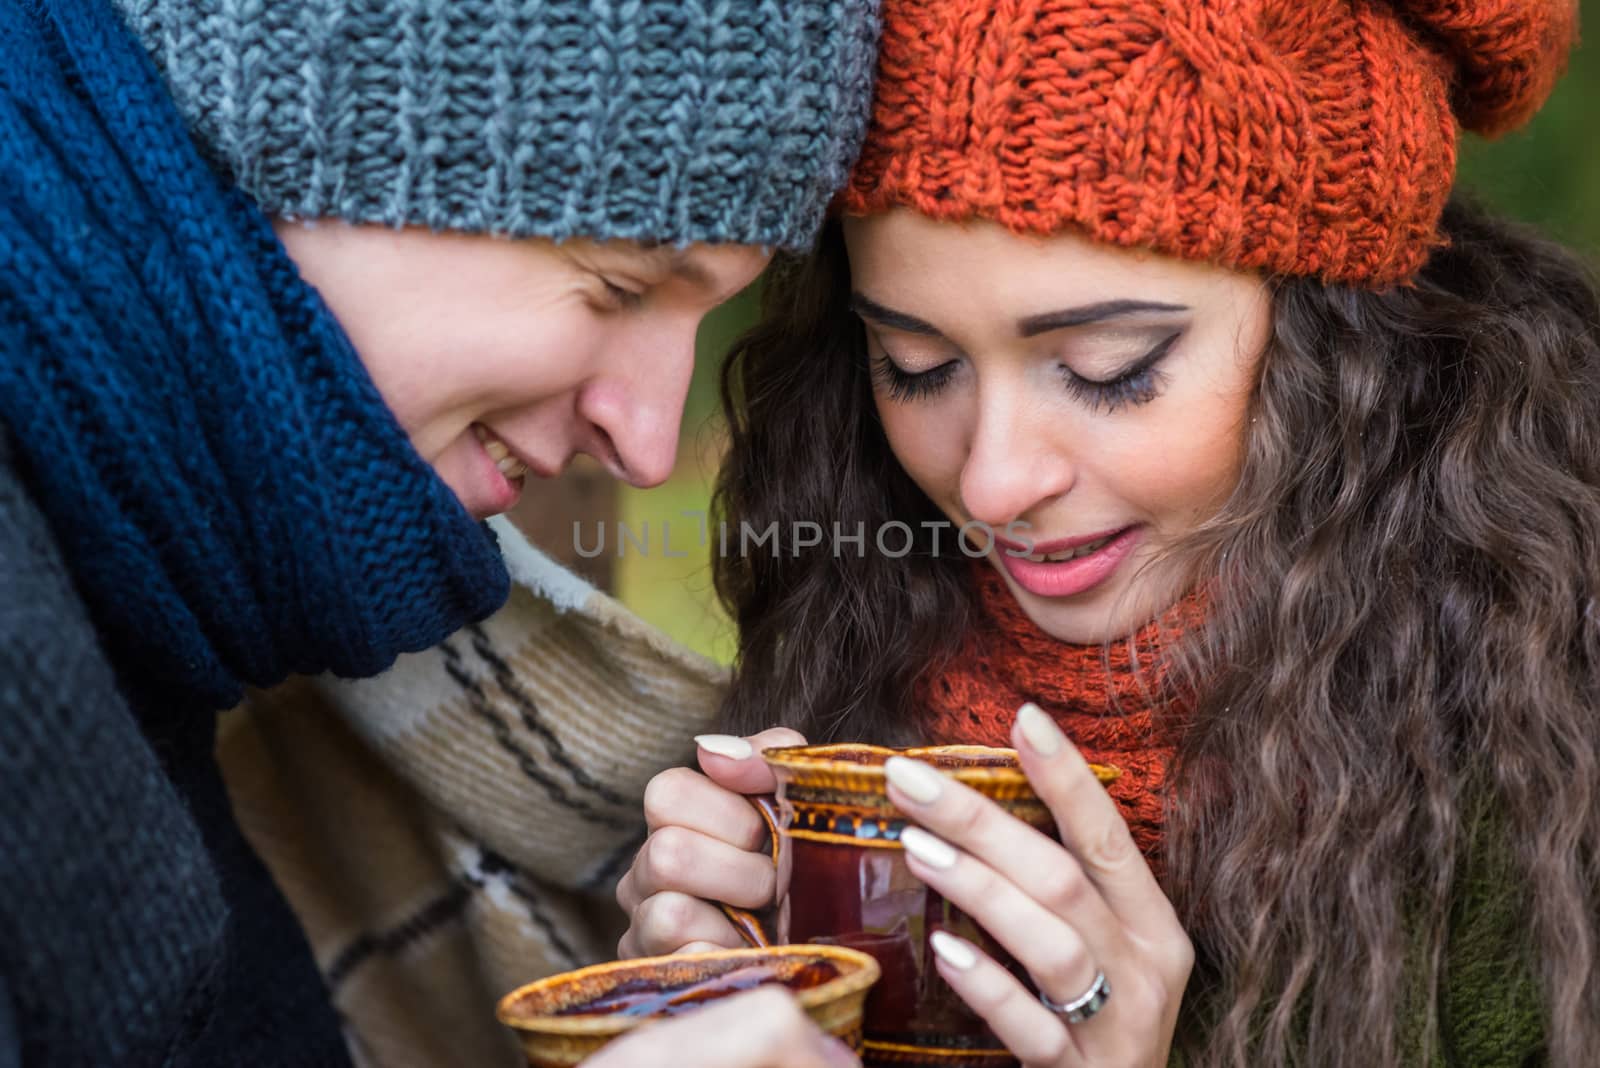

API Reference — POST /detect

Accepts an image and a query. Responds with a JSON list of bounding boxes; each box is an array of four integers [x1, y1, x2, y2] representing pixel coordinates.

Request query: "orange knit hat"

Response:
[[839, 0, 1578, 287]]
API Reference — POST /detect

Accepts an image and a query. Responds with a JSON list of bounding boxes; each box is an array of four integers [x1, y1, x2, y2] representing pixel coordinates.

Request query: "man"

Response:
[[0, 0, 878, 1063]]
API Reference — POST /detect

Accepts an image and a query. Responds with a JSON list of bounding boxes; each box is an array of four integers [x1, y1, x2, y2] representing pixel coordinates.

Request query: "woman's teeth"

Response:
[[1031, 533, 1116, 563], [472, 424, 529, 480]]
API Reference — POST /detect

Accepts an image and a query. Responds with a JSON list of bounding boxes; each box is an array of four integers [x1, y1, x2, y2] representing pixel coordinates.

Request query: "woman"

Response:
[[617, 0, 1600, 1065], [0, 0, 879, 1063]]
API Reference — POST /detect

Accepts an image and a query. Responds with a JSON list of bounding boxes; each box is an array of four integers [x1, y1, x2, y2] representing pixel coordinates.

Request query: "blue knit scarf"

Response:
[[0, 0, 510, 713]]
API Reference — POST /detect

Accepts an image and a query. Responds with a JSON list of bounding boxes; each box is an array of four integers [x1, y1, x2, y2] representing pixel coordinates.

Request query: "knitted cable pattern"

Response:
[[1, 0, 509, 715], [840, 0, 1576, 286], [113, 0, 883, 252]]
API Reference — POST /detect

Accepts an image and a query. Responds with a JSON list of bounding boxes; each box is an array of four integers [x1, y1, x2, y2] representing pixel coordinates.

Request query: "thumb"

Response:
[[694, 728, 808, 795], [581, 987, 859, 1067]]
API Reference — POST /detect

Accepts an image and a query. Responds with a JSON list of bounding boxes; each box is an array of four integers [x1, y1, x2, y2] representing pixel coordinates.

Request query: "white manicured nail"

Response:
[[885, 757, 945, 804], [900, 826, 958, 869], [695, 734, 753, 760], [1016, 702, 1063, 757], [929, 930, 978, 970]]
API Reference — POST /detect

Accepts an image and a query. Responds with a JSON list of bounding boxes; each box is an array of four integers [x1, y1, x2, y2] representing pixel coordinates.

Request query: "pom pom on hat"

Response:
[[1391, 0, 1578, 136]]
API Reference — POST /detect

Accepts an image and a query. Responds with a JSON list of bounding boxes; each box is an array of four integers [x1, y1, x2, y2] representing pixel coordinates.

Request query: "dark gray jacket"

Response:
[[0, 436, 350, 1067]]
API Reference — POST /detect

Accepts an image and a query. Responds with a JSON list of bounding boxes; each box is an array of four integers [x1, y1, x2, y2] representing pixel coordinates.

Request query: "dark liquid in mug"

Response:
[[557, 961, 841, 1019]]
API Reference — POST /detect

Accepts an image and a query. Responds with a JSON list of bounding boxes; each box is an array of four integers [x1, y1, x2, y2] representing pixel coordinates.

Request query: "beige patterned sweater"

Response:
[[218, 516, 726, 1068]]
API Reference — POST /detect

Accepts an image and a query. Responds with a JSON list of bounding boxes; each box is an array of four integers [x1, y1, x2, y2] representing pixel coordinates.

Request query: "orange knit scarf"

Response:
[[918, 564, 1198, 868]]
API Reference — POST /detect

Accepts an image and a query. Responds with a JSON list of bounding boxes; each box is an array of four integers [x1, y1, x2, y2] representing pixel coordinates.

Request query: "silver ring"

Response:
[[1039, 971, 1111, 1024]]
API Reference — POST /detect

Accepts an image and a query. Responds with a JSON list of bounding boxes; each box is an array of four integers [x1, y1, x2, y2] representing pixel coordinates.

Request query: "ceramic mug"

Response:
[[497, 944, 881, 1067], [720, 744, 1120, 1067]]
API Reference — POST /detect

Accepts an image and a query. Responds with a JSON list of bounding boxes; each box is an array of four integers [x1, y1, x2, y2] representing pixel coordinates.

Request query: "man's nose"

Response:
[[578, 319, 700, 488]]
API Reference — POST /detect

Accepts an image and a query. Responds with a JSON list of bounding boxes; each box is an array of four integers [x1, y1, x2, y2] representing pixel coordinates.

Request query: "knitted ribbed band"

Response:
[[840, 0, 1577, 286], [115, 0, 881, 252]]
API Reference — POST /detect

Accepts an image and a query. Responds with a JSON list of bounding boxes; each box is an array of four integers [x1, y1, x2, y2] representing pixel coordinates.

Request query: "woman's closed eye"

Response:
[[870, 330, 1183, 411], [870, 351, 958, 402], [1059, 330, 1182, 413]]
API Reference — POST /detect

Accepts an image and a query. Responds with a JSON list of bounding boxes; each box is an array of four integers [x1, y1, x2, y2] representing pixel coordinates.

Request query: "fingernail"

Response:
[[929, 930, 978, 970], [819, 1034, 861, 1068], [1016, 702, 1063, 757], [899, 826, 958, 869], [695, 734, 753, 760], [885, 757, 944, 804]]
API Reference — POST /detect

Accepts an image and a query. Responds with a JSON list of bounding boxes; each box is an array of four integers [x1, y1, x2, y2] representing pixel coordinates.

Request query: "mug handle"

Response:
[[718, 794, 783, 948]]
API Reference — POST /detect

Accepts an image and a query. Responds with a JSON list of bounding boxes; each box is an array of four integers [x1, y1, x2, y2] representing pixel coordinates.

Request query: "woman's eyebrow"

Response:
[[1016, 300, 1189, 337], [850, 292, 1188, 339], [850, 292, 942, 336]]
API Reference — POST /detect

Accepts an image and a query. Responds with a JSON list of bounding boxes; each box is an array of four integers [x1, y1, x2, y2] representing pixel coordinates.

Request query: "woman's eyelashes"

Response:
[[869, 330, 1182, 411], [1060, 330, 1181, 413], [869, 351, 957, 402]]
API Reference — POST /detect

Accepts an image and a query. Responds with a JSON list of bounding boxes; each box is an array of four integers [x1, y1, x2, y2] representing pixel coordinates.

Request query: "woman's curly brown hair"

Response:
[[712, 197, 1600, 1066]]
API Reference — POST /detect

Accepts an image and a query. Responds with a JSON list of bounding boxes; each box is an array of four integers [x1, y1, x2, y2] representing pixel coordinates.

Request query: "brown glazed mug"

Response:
[[496, 944, 881, 1067], [720, 744, 1120, 1067]]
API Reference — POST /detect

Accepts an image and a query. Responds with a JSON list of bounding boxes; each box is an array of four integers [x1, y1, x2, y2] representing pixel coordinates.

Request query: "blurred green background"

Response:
[[616, 13, 1600, 664]]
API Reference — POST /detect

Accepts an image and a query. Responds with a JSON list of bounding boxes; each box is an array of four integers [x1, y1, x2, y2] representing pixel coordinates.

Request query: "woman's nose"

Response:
[[958, 405, 1076, 529]]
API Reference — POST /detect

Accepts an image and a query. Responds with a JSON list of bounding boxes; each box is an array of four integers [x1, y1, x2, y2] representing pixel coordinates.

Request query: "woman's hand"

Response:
[[581, 986, 859, 1067], [615, 728, 804, 958], [884, 704, 1192, 1068]]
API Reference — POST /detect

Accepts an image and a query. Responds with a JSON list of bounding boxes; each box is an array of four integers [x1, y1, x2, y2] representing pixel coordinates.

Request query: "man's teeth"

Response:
[[473, 424, 528, 480], [1031, 534, 1116, 563]]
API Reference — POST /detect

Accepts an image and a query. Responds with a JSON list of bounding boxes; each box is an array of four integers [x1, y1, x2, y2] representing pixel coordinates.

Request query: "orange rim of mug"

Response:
[[760, 743, 1121, 801]]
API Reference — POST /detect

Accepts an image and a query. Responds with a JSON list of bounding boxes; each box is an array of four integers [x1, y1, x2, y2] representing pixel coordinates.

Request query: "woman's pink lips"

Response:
[[993, 526, 1130, 556], [996, 525, 1143, 599]]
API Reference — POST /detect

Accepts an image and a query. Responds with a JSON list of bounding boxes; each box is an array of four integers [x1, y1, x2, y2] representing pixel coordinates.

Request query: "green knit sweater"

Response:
[[1172, 809, 1546, 1067], [1424, 813, 1544, 1067]]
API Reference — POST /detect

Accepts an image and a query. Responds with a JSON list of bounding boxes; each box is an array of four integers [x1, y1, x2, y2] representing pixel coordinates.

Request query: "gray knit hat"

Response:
[[114, 0, 881, 251]]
